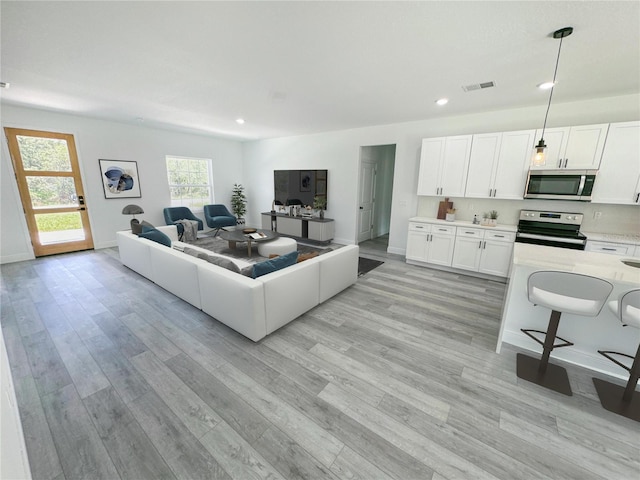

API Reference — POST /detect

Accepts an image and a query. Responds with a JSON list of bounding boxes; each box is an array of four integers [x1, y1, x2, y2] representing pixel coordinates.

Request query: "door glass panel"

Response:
[[35, 212, 85, 244], [17, 135, 72, 171], [26, 176, 78, 208]]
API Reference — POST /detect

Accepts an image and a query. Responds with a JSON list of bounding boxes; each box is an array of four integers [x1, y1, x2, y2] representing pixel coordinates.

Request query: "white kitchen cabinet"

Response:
[[452, 228, 484, 270], [451, 228, 515, 277], [479, 231, 515, 277], [591, 121, 640, 205], [530, 123, 609, 170], [406, 222, 456, 266], [417, 135, 472, 197], [465, 130, 536, 199], [586, 240, 636, 256]]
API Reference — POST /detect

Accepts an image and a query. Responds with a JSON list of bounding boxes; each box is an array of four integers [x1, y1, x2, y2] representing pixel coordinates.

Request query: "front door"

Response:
[[4, 128, 94, 256]]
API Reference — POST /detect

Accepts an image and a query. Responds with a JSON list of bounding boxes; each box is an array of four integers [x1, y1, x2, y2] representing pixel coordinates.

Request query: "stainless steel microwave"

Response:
[[524, 169, 597, 201]]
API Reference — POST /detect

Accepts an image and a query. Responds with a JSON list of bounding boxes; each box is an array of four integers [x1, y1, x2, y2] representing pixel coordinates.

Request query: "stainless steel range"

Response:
[[515, 210, 587, 250]]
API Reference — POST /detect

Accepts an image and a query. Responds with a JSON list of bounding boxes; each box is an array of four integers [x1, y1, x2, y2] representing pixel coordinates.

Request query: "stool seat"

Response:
[[518, 271, 613, 396], [594, 289, 640, 422], [258, 237, 297, 257]]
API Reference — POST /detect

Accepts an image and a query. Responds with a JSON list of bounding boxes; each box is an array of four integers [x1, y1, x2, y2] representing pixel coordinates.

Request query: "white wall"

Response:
[[1, 105, 243, 263], [242, 94, 640, 254]]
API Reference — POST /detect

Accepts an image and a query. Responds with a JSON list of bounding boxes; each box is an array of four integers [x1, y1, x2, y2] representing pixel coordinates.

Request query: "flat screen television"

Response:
[[274, 170, 327, 210]]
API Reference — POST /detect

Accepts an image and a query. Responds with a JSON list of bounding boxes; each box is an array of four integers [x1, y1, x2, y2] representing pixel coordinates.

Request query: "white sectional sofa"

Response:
[[116, 226, 359, 341]]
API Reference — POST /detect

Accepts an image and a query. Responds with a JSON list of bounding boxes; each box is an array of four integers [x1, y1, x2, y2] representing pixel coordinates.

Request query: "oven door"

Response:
[[515, 232, 587, 250], [524, 170, 596, 201]]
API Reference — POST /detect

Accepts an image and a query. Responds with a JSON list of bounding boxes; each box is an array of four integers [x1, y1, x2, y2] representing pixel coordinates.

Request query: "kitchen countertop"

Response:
[[513, 243, 640, 285], [582, 231, 640, 245], [409, 217, 517, 232]]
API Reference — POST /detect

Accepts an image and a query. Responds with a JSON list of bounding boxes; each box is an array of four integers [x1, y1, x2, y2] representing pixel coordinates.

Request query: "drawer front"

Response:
[[485, 231, 516, 242], [431, 225, 456, 236], [457, 228, 484, 239], [409, 222, 431, 233], [586, 241, 632, 256]]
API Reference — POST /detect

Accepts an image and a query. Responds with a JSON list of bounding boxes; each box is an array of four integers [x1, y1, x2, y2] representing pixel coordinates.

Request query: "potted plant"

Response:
[[489, 210, 499, 227], [231, 183, 247, 226], [481, 212, 490, 226], [313, 195, 327, 219]]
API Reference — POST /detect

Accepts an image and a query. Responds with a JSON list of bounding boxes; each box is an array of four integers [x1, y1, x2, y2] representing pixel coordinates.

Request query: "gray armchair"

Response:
[[203, 204, 237, 236]]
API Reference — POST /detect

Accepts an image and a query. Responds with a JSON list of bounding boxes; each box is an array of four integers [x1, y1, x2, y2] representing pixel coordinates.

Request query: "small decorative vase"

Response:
[[489, 219, 498, 227], [319, 210, 324, 219], [445, 213, 455, 222]]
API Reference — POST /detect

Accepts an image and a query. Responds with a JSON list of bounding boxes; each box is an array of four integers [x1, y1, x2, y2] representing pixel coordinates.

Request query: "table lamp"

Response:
[[122, 204, 144, 233]]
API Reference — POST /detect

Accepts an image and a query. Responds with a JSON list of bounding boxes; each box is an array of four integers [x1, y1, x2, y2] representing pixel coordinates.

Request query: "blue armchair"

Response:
[[203, 204, 237, 236], [163, 207, 204, 237]]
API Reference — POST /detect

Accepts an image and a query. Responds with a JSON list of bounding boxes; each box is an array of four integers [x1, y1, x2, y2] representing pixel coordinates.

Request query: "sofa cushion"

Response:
[[252, 250, 298, 278], [200, 253, 241, 273], [139, 227, 171, 247]]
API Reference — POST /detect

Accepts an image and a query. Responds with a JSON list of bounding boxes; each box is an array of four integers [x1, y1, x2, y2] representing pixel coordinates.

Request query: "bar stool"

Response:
[[593, 289, 640, 422], [517, 271, 613, 396]]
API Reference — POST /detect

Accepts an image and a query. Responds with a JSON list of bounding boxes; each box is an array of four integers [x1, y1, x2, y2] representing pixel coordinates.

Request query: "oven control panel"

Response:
[[519, 210, 583, 225]]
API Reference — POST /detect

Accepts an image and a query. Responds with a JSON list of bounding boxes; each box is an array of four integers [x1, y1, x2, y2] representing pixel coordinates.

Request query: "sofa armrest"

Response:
[[197, 265, 267, 342], [117, 231, 153, 278], [259, 260, 320, 335], [315, 245, 359, 303]]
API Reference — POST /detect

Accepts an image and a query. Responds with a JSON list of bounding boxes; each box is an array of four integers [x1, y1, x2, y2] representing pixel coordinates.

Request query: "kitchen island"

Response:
[[497, 243, 640, 380]]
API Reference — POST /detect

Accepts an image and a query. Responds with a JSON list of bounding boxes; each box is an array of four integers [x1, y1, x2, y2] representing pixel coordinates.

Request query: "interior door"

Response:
[[358, 159, 376, 243], [4, 128, 94, 256]]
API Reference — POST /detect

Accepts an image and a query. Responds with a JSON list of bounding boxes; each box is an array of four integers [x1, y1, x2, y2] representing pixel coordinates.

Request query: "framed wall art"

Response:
[[99, 159, 141, 199]]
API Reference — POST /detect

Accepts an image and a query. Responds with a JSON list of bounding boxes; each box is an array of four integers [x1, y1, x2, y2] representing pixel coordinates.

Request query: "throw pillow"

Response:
[[139, 220, 155, 231], [138, 227, 171, 247], [240, 265, 254, 277], [297, 251, 319, 263], [198, 253, 241, 274], [252, 250, 298, 279]]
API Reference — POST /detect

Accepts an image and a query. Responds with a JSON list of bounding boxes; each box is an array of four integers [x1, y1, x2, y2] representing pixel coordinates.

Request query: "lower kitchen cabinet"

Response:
[[406, 222, 456, 266], [407, 219, 515, 279]]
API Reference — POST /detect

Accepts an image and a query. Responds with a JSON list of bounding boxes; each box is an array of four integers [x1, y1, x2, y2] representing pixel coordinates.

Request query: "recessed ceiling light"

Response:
[[538, 82, 555, 90], [236, 118, 245, 124], [435, 98, 449, 106]]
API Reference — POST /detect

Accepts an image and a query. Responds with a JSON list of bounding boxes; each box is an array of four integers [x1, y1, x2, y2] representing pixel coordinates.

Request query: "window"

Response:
[[166, 156, 213, 210]]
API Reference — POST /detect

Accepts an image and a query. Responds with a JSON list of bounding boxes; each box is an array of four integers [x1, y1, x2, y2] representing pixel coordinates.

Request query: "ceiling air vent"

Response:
[[462, 81, 495, 92]]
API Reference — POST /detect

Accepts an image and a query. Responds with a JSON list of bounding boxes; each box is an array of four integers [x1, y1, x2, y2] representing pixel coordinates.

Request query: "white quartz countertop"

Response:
[[409, 217, 517, 232], [582, 231, 640, 245], [513, 243, 640, 285]]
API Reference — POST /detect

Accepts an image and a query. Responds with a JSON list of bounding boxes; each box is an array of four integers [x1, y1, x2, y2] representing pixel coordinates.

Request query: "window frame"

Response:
[[165, 155, 214, 212]]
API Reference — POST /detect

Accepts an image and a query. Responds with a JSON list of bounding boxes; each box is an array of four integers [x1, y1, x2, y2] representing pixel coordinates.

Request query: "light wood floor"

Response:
[[1, 239, 638, 480]]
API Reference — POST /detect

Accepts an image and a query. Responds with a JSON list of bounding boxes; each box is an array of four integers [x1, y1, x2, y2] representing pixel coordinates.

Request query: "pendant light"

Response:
[[532, 26, 573, 167]]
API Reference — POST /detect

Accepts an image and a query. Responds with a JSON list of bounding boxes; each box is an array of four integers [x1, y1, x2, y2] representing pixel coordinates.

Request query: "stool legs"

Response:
[[517, 310, 573, 396], [593, 342, 640, 422]]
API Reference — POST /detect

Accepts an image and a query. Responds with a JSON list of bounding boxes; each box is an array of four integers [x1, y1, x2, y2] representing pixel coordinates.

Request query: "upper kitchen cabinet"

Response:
[[465, 129, 536, 199], [592, 121, 640, 205], [417, 135, 472, 196], [530, 123, 609, 170]]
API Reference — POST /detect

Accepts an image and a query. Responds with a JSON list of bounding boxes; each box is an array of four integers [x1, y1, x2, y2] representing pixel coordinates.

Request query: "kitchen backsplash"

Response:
[[416, 197, 639, 235]]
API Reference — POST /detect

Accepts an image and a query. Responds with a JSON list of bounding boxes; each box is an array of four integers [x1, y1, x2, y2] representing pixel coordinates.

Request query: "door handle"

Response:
[[359, 206, 363, 209]]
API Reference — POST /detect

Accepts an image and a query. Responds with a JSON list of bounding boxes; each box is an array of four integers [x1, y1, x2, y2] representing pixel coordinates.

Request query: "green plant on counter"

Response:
[[489, 210, 499, 220]]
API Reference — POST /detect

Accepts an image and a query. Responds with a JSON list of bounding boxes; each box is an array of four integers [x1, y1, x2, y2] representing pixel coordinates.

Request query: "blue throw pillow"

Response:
[[139, 227, 171, 247], [252, 250, 299, 278]]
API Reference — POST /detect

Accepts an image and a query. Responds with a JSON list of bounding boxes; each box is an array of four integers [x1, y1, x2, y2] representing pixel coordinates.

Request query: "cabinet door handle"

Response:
[[478, 240, 482, 249], [493, 189, 497, 197], [415, 225, 424, 229], [495, 234, 505, 238], [563, 158, 569, 168], [635, 193, 639, 203], [602, 247, 617, 251], [465, 231, 475, 234], [483, 241, 487, 249], [438, 228, 447, 232], [558, 159, 562, 168]]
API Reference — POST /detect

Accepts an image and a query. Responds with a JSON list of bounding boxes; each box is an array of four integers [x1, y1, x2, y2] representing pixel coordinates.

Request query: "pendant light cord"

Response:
[[540, 35, 566, 140]]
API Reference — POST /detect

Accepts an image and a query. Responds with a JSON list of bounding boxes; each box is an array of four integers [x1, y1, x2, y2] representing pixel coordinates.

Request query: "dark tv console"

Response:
[[261, 212, 334, 243]]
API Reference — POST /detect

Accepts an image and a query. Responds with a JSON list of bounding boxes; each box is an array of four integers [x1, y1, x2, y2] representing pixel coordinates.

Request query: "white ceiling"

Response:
[[1, 1, 639, 141]]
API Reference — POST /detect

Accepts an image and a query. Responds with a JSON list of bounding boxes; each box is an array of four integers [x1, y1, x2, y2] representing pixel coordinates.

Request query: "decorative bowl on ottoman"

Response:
[[242, 228, 257, 234]]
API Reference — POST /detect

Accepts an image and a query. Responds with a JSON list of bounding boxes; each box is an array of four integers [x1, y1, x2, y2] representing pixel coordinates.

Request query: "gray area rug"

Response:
[[358, 257, 384, 276], [188, 235, 330, 263]]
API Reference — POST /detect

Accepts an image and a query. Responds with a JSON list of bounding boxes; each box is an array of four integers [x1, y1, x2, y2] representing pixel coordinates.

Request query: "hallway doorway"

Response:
[[357, 144, 395, 250]]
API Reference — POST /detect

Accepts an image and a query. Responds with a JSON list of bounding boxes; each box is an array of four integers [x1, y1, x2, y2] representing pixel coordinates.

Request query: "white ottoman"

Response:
[[258, 237, 297, 257]]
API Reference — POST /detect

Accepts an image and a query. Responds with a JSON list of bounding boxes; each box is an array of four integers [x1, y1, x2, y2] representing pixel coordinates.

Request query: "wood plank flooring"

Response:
[[1, 239, 638, 480]]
